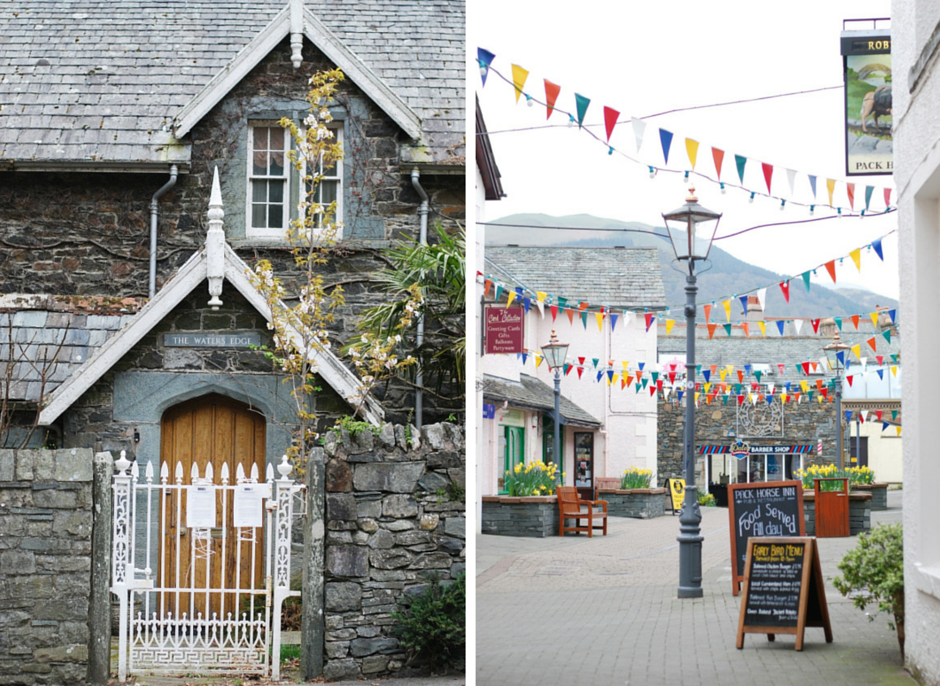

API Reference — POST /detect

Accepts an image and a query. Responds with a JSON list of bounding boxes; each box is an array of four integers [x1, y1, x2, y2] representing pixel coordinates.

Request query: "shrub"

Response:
[[833, 523, 904, 657], [393, 573, 465, 672], [697, 491, 716, 507], [620, 467, 652, 490]]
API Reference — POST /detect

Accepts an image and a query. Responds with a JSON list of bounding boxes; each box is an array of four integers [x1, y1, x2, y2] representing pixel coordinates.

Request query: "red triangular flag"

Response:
[[884, 188, 892, 208], [867, 337, 877, 351], [876, 410, 883, 421], [603, 106, 620, 143], [712, 147, 725, 180], [761, 162, 773, 193], [824, 260, 837, 283], [577, 366, 584, 379], [811, 319, 820, 333], [550, 303, 558, 321], [544, 79, 561, 120], [846, 183, 855, 210], [578, 357, 585, 365], [779, 280, 790, 303], [644, 312, 654, 331], [707, 323, 717, 339], [846, 375, 854, 387], [877, 355, 884, 365], [801, 362, 810, 375]]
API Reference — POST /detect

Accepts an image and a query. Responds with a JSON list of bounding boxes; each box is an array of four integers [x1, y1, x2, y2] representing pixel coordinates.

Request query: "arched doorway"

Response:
[[159, 393, 267, 620]]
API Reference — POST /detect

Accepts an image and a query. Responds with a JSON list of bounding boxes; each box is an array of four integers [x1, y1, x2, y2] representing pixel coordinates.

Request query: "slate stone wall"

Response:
[[321, 422, 465, 680], [0, 448, 94, 685], [597, 489, 667, 519], [480, 497, 558, 538], [657, 396, 841, 484]]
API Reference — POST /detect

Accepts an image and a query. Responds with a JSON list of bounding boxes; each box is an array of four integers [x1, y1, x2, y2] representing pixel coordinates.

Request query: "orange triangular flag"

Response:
[[742, 322, 749, 338], [544, 79, 561, 119], [824, 260, 837, 283], [704, 303, 712, 321], [712, 147, 724, 180], [867, 337, 877, 351], [846, 183, 855, 210], [707, 323, 717, 339], [851, 314, 860, 329]]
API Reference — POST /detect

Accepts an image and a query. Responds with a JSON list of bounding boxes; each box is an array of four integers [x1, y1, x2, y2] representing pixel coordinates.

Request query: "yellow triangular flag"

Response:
[[870, 312, 879, 329], [818, 393, 825, 404], [851, 344, 861, 359], [896, 426, 902, 436], [595, 312, 605, 331], [849, 248, 862, 271], [695, 392, 700, 403], [726, 365, 735, 374], [800, 381, 809, 393], [611, 372, 619, 385], [511, 64, 529, 103], [685, 138, 699, 169], [722, 300, 732, 321], [758, 321, 766, 337], [891, 365, 898, 376], [535, 355, 543, 369], [536, 291, 547, 304], [704, 382, 711, 394], [666, 319, 675, 335], [780, 393, 788, 404], [622, 361, 630, 370], [719, 369, 727, 382], [826, 178, 836, 206], [749, 393, 756, 404], [506, 291, 517, 307]]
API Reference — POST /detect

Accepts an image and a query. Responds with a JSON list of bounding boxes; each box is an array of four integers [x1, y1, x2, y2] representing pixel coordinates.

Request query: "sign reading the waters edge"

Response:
[[727, 480, 805, 595], [164, 332, 261, 348], [484, 306, 525, 355]]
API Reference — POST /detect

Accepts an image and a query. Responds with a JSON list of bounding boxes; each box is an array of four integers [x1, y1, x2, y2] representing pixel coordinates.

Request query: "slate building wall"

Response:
[[0, 449, 94, 686], [321, 422, 465, 679]]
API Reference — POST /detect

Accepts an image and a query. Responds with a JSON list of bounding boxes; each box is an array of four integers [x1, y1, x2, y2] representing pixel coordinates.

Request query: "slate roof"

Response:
[[485, 247, 666, 309], [0, 0, 464, 168], [0, 295, 141, 402], [482, 374, 601, 428]]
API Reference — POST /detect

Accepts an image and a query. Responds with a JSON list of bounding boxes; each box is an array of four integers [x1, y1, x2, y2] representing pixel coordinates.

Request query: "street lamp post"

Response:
[[824, 333, 850, 470], [663, 186, 722, 599], [541, 329, 569, 488]]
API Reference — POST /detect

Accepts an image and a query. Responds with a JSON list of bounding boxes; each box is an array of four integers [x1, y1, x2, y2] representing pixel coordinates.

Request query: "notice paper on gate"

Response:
[[186, 484, 217, 529], [234, 484, 264, 528]]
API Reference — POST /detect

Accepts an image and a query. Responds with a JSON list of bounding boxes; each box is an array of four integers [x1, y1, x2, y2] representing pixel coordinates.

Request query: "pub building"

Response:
[[657, 298, 901, 505]]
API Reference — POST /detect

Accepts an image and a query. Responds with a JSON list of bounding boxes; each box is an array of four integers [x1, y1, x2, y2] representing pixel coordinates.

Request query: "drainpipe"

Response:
[[149, 165, 179, 298], [410, 168, 429, 429]]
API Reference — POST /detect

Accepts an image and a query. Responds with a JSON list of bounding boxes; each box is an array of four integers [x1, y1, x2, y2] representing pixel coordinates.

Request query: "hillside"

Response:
[[483, 213, 895, 317]]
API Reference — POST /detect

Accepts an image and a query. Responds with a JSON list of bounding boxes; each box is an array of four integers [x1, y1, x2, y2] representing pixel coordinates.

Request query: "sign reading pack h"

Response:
[[841, 26, 891, 176]]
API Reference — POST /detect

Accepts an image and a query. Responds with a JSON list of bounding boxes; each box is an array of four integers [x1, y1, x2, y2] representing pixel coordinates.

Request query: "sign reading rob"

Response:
[[484, 306, 525, 354]]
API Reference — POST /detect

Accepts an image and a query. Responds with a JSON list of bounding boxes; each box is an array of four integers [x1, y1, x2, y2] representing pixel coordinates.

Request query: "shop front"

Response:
[[699, 444, 814, 506]]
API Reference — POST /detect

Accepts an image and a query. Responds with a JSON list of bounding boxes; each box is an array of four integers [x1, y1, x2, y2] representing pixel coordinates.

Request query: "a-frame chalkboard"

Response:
[[736, 537, 833, 651], [727, 481, 805, 595]]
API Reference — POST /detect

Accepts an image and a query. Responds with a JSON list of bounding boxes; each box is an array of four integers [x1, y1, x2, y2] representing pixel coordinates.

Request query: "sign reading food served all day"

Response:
[[484, 306, 525, 354], [736, 537, 832, 651], [727, 481, 805, 595]]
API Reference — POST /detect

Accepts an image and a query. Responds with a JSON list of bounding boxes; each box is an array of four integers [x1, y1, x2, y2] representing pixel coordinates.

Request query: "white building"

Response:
[[892, 2, 940, 681]]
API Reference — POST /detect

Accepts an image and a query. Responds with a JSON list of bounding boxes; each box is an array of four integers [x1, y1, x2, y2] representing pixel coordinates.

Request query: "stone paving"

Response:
[[477, 491, 912, 686]]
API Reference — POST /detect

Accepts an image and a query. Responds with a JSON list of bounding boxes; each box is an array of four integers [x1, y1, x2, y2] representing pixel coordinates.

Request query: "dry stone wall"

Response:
[[321, 422, 465, 680], [0, 449, 94, 685]]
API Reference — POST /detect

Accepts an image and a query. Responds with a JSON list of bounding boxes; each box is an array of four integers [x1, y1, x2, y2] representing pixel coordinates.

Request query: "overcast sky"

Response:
[[471, 0, 898, 300]]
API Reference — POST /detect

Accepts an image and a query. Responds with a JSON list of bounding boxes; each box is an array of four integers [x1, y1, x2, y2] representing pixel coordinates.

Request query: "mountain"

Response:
[[483, 213, 894, 317]]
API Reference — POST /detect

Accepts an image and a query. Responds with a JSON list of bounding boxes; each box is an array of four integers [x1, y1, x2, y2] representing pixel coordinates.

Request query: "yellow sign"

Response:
[[668, 478, 686, 512]]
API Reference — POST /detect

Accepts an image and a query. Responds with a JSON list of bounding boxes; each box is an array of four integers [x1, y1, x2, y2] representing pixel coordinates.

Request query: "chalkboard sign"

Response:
[[736, 537, 832, 651], [727, 481, 805, 595]]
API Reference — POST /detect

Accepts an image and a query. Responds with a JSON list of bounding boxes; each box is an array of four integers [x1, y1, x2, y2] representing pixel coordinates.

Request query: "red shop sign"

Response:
[[485, 306, 525, 354]]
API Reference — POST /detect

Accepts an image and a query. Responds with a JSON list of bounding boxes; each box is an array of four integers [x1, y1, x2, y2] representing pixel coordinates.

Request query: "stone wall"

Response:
[[480, 497, 558, 538], [657, 396, 840, 484], [0, 449, 94, 685], [320, 422, 465, 680]]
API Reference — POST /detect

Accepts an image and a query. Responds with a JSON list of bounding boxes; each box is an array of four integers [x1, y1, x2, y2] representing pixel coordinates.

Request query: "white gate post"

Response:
[[111, 451, 133, 682], [271, 456, 302, 681]]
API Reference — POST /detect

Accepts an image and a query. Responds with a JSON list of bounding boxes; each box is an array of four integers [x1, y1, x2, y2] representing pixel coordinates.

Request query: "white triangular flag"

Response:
[[793, 319, 803, 335], [632, 118, 647, 153], [786, 168, 797, 198], [756, 288, 767, 312]]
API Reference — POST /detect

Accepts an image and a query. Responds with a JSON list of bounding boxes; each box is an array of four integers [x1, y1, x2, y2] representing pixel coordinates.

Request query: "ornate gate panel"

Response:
[[111, 451, 303, 681]]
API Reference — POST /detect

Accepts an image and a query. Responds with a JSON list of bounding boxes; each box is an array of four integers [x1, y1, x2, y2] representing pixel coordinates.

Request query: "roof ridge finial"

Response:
[[290, 0, 304, 68], [206, 166, 225, 310]]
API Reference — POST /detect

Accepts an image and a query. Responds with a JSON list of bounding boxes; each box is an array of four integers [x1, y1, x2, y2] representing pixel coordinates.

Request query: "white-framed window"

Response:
[[245, 122, 343, 239]]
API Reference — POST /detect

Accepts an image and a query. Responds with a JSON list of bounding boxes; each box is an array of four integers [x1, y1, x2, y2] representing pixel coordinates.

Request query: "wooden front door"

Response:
[[160, 393, 267, 620]]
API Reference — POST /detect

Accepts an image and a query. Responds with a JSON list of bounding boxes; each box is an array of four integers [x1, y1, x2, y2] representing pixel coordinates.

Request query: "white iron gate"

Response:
[[111, 451, 304, 680]]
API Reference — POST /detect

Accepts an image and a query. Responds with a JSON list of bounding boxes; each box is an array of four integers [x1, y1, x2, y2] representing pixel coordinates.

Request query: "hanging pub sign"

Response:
[[484, 306, 525, 354], [841, 22, 892, 176]]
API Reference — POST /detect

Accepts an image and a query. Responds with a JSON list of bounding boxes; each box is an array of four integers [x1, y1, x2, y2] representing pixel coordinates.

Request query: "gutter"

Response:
[[410, 168, 429, 429], [149, 166, 179, 298]]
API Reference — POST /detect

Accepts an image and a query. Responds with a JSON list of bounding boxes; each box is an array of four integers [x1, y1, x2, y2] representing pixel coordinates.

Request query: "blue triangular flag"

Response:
[[523, 296, 531, 315], [478, 48, 495, 86], [887, 308, 896, 324], [836, 350, 845, 366], [607, 370, 615, 381], [639, 362, 646, 371], [744, 364, 752, 376], [521, 352, 528, 365], [766, 395, 773, 405], [872, 238, 884, 261], [845, 410, 853, 422], [882, 422, 889, 432], [659, 129, 674, 164], [610, 312, 619, 331], [702, 370, 711, 383], [677, 391, 684, 402], [785, 382, 791, 392], [877, 369, 884, 380], [776, 320, 785, 336], [739, 295, 748, 317], [596, 371, 604, 383], [808, 174, 817, 197]]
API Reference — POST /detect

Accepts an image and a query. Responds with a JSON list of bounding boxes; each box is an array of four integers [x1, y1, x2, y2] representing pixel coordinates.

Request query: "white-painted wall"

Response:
[[892, 1, 940, 679], [475, 164, 486, 532]]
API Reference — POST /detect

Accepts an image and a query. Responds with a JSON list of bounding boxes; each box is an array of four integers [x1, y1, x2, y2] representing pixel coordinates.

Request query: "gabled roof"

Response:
[[0, 1, 464, 170], [486, 246, 667, 309], [38, 170, 384, 426], [482, 374, 601, 428]]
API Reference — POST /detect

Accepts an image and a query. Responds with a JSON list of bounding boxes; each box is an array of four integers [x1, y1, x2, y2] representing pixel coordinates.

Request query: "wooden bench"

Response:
[[594, 477, 620, 491], [556, 486, 608, 537]]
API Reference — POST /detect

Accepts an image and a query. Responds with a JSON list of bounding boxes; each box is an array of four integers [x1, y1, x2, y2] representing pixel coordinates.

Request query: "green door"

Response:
[[542, 421, 563, 468], [499, 425, 525, 494]]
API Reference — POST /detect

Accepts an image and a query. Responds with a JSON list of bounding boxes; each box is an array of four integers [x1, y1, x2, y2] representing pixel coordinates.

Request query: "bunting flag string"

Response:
[[477, 49, 896, 216]]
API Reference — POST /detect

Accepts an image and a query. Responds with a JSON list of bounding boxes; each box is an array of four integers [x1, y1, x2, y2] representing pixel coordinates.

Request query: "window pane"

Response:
[[252, 180, 266, 203], [251, 204, 266, 228], [318, 180, 337, 206], [270, 153, 284, 177], [269, 204, 283, 228], [269, 128, 284, 151], [253, 127, 267, 151], [253, 151, 268, 176], [268, 179, 284, 203]]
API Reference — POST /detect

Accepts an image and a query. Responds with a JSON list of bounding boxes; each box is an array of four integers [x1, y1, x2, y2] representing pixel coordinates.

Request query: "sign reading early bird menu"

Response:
[[727, 480, 805, 595], [484, 306, 525, 354], [736, 537, 832, 651]]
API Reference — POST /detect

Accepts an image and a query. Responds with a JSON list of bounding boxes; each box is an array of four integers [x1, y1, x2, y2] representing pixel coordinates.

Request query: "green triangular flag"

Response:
[[722, 394, 729, 405], [635, 383, 642, 393], [581, 310, 588, 328], [801, 271, 811, 292], [892, 410, 898, 420], [834, 317, 843, 331], [735, 154, 747, 183], [651, 371, 660, 382], [592, 358, 599, 369], [882, 329, 891, 343], [754, 370, 762, 382], [575, 93, 591, 128], [723, 323, 732, 337], [642, 378, 649, 389], [494, 284, 503, 301]]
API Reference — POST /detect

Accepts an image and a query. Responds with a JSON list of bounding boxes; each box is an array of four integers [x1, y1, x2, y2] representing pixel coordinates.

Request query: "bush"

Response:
[[697, 491, 716, 507], [393, 573, 465, 672], [833, 523, 904, 657]]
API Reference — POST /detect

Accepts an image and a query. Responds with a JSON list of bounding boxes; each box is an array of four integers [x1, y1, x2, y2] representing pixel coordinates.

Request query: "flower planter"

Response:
[[850, 482, 889, 511], [481, 495, 558, 538], [802, 490, 872, 536], [596, 488, 667, 519]]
